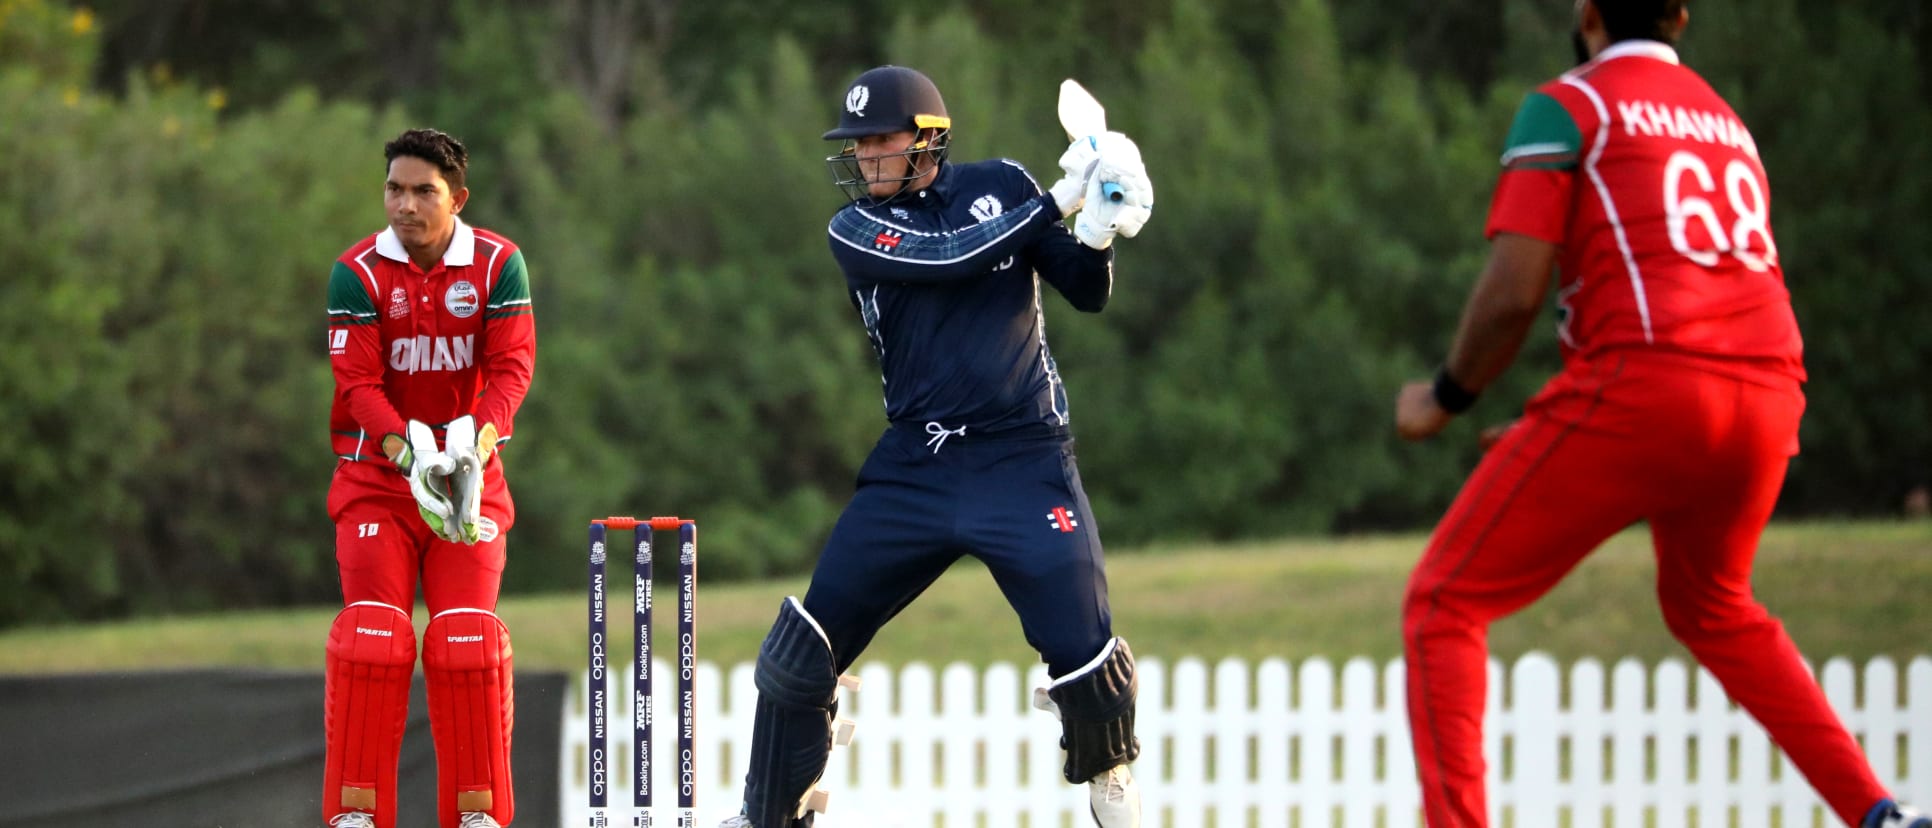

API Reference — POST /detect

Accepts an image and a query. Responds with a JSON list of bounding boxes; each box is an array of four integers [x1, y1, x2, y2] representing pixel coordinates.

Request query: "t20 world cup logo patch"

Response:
[[444, 280, 480, 318]]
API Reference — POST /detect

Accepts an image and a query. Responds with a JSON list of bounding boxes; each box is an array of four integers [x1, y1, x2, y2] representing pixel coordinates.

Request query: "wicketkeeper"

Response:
[[322, 128, 536, 828]]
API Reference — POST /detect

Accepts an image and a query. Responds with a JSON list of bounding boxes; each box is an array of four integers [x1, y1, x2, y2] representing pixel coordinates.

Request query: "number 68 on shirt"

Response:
[[1663, 149, 1777, 272]]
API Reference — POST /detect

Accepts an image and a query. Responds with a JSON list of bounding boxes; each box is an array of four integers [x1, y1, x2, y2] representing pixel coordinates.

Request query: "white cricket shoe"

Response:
[[1088, 764, 1141, 827], [715, 813, 754, 828], [328, 813, 376, 828], [458, 812, 501, 828]]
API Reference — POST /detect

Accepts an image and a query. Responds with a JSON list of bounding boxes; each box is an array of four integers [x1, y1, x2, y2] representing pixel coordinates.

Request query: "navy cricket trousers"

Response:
[[800, 424, 1115, 678]]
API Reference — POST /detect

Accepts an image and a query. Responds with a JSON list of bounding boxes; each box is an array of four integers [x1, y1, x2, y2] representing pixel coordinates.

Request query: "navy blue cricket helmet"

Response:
[[824, 65, 954, 203]]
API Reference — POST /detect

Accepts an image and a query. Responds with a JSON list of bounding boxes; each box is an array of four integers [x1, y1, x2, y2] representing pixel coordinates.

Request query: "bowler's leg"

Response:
[[1403, 412, 1641, 827], [1650, 382, 1889, 827]]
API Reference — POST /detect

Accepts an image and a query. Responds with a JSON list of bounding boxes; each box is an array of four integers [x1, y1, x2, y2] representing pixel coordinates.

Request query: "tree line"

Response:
[[1, 0, 1925, 624]]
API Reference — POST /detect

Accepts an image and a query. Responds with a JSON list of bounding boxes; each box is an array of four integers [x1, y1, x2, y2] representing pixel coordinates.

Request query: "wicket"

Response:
[[588, 516, 697, 828]]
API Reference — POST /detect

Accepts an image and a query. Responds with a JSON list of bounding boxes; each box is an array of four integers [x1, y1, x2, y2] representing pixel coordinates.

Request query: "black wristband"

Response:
[[1432, 366, 1479, 414]]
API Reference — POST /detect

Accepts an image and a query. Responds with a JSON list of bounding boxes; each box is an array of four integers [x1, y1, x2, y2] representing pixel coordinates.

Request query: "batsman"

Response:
[[322, 129, 536, 828], [718, 66, 1154, 827], [1394, 2, 1927, 826]]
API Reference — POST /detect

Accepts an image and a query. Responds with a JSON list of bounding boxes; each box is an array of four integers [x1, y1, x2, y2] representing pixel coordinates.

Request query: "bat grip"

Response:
[[1101, 182, 1124, 203]]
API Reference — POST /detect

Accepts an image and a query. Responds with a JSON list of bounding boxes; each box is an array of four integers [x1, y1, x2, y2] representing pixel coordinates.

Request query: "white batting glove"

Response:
[[1048, 136, 1103, 217], [441, 415, 485, 545], [1074, 132, 1154, 249], [403, 420, 460, 542]]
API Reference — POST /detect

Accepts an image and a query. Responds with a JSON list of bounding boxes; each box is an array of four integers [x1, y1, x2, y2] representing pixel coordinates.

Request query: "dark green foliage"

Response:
[[1, 0, 1924, 624]]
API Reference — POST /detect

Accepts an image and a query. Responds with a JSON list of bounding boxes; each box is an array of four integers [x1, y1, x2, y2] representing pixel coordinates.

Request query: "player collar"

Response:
[[1596, 40, 1680, 66], [375, 217, 476, 267], [915, 161, 957, 205]]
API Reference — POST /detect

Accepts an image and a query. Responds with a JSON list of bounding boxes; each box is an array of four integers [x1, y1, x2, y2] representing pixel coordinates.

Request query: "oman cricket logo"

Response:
[[1047, 506, 1079, 533], [444, 279, 479, 318]]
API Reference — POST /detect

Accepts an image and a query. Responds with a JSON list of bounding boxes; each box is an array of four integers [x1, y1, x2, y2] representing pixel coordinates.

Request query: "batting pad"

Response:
[[744, 597, 843, 827], [1046, 636, 1141, 784], [423, 609, 515, 827], [324, 601, 417, 827]]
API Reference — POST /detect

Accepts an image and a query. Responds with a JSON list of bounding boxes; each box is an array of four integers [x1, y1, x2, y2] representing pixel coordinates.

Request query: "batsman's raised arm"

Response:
[[1023, 160, 1115, 313], [1035, 82, 1154, 313]]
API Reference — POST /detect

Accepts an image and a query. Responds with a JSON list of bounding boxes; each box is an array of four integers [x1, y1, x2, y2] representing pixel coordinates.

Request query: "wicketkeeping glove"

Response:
[[402, 420, 460, 542], [1074, 132, 1154, 250], [1048, 136, 1103, 217], [441, 415, 489, 545]]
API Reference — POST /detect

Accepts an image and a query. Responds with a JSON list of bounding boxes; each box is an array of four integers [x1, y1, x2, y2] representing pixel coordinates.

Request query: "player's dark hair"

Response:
[[1595, 0, 1689, 45], [384, 128, 468, 191]]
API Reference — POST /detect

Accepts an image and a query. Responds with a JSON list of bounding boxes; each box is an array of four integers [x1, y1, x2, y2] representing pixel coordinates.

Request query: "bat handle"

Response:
[[1101, 182, 1124, 203]]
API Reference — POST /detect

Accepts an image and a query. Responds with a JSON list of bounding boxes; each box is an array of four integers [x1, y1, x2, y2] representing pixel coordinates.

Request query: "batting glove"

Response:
[[1048, 136, 1103, 217], [1074, 132, 1154, 249]]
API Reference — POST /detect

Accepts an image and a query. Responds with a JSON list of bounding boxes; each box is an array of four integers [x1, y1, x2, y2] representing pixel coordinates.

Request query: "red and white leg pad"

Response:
[[324, 601, 417, 828], [423, 608, 515, 828]]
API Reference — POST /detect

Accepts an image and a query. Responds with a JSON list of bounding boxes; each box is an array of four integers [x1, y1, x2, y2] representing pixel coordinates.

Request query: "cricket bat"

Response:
[[1057, 79, 1125, 203]]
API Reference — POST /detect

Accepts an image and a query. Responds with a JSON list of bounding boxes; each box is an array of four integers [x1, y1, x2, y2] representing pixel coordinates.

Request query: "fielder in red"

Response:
[[323, 128, 536, 828], [1393, 3, 1926, 827]]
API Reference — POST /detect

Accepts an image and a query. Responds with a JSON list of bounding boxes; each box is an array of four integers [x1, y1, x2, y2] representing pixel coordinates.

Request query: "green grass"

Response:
[[1, 520, 1926, 675]]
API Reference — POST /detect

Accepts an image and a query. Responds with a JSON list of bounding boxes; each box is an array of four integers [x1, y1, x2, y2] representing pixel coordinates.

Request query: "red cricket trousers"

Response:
[[324, 459, 519, 828], [1403, 351, 1889, 827], [328, 458, 514, 612]]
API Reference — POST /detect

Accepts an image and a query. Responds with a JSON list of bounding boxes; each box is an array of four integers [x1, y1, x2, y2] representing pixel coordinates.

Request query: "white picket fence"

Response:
[[559, 654, 1932, 827]]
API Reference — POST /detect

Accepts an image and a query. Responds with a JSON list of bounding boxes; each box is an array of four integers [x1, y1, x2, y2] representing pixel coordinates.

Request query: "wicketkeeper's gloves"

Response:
[[441, 415, 491, 546], [399, 419, 461, 542]]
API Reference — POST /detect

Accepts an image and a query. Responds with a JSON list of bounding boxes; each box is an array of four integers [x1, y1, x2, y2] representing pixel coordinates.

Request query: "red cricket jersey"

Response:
[[327, 218, 536, 465], [1484, 40, 1804, 383]]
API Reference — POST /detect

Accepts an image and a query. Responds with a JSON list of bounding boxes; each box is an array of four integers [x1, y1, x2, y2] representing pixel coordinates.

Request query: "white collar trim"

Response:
[[375, 217, 475, 267], [1596, 40, 1679, 66]]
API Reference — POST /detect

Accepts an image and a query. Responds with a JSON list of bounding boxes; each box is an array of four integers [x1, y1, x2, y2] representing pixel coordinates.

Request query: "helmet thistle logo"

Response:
[[846, 84, 870, 117]]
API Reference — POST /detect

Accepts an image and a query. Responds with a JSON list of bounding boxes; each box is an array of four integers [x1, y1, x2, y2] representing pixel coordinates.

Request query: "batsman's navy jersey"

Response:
[[807, 158, 1121, 678], [828, 159, 1114, 435]]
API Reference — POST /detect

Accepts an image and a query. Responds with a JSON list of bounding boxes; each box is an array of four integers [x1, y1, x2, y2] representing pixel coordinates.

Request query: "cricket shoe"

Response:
[[1087, 764, 1140, 827], [327, 813, 375, 828], [1865, 800, 1932, 828], [459, 813, 502, 828]]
